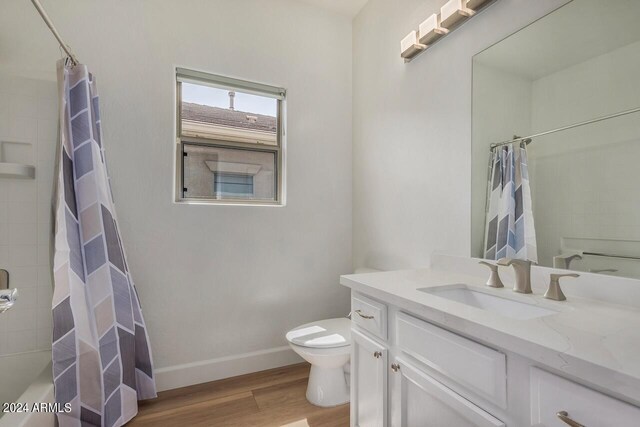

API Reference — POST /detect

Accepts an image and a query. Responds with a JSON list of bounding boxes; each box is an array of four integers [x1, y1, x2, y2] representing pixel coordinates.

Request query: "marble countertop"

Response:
[[341, 266, 640, 405]]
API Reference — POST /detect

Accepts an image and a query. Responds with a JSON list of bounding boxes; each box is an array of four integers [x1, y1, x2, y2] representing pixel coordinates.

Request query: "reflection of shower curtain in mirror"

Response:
[[484, 143, 538, 262], [52, 60, 157, 427]]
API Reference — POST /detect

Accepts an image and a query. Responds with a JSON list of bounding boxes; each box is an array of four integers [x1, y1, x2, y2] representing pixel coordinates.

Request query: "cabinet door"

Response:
[[389, 359, 505, 427], [351, 329, 388, 427], [530, 367, 640, 427]]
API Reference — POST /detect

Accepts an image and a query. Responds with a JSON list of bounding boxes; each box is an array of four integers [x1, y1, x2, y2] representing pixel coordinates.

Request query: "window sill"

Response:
[[173, 198, 285, 207]]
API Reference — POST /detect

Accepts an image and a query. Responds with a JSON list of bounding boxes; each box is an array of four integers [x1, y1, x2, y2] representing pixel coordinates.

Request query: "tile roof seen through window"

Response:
[[181, 102, 277, 133]]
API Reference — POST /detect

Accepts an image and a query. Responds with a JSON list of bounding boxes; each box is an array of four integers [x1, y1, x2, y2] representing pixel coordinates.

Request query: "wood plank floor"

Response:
[[127, 363, 350, 427]]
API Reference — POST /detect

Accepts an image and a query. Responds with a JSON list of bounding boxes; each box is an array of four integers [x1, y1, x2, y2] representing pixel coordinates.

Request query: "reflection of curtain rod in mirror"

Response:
[[490, 106, 640, 149], [584, 251, 640, 261]]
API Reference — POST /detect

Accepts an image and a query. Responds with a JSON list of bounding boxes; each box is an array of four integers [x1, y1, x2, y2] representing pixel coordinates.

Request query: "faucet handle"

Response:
[[478, 261, 504, 288], [479, 261, 498, 270], [553, 254, 583, 269], [545, 273, 579, 301]]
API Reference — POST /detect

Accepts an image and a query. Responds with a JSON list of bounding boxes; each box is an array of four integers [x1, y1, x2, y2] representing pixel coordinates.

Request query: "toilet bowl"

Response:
[[286, 318, 351, 407]]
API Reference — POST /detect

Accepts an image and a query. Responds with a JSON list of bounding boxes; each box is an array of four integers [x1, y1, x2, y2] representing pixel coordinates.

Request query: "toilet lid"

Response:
[[286, 318, 351, 349]]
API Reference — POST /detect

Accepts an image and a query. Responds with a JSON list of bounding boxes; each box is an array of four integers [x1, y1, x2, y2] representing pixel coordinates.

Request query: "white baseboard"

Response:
[[154, 345, 303, 392]]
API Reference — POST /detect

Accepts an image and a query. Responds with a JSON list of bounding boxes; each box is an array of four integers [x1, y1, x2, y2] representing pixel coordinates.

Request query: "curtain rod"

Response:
[[30, 0, 79, 66], [489, 105, 640, 149]]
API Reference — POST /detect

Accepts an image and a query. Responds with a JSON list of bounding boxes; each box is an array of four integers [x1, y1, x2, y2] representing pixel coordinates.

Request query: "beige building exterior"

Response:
[[181, 102, 277, 201]]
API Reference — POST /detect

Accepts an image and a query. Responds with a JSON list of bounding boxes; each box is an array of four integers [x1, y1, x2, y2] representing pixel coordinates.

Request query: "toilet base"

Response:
[[305, 364, 350, 407]]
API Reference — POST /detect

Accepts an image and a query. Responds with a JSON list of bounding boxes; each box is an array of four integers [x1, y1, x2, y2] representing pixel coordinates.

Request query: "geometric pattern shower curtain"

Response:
[[52, 59, 156, 427], [483, 142, 538, 262]]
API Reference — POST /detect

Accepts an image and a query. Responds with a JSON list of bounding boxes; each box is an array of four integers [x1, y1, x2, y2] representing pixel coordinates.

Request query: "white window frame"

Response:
[[175, 68, 286, 206]]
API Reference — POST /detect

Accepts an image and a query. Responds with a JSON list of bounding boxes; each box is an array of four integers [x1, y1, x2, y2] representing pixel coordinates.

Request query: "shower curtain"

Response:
[[52, 59, 156, 427], [483, 142, 538, 262]]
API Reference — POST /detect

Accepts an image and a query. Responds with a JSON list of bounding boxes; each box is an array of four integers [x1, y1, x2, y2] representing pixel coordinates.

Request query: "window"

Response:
[[176, 68, 285, 204], [214, 173, 254, 198]]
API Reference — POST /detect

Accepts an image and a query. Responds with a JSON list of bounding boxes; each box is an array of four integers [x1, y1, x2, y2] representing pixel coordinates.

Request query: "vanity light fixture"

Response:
[[418, 14, 449, 45], [466, 0, 491, 9], [401, 0, 496, 62], [401, 31, 427, 62], [440, 0, 475, 29]]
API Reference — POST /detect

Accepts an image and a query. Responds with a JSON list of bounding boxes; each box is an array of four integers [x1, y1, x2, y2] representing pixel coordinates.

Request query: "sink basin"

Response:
[[418, 284, 558, 320]]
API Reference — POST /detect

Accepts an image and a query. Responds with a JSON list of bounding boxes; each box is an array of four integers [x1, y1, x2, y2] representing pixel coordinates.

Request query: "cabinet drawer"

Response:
[[396, 312, 506, 408], [530, 367, 640, 426], [391, 359, 505, 427], [352, 293, 387, 340]]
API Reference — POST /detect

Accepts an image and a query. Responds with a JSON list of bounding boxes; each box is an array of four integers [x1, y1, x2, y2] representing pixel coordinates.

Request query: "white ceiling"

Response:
[[294, 0, 369, 17], [474, 0, 640, 80]]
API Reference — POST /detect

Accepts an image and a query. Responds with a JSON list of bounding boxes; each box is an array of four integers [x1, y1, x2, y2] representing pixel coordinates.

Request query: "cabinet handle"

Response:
[[355, 309, 374, 319], [373, 351, 382, 359], [391, 363, 400, 372], [556, 411, 586, 427]]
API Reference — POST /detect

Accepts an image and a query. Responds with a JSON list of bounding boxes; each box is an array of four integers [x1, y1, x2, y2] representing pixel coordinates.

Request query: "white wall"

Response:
[[353, 0, 568, 271], [531, 39, 640, 135], [528, 39, 640, 270], [0, 0, 352, 387], [0, 75, 57, 356]]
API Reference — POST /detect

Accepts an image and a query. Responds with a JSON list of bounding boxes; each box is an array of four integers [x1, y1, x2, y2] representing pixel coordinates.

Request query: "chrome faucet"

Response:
[[497, 258, 532, 294]]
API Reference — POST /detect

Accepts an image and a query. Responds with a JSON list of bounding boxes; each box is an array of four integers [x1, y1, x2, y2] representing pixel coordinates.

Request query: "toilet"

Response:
[[286, 317, 351, 407]]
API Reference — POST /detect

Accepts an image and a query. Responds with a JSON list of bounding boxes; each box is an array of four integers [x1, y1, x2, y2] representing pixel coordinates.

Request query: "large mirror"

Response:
[[472, 0, 640, 279]]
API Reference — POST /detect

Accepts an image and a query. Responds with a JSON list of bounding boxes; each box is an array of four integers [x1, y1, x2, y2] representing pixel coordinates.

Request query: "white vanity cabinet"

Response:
[[395, 311, 507, 408], [389, 359, 505, 427], [351, 328, 388, 427], [349, 290, 640, 427], [352, 292, 388, 340], [350, 292, 507, 427], [530, 367, 640, 426]]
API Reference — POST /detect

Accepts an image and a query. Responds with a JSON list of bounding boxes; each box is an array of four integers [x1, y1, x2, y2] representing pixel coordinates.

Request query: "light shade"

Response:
[[418, 13, 449, 45], [400, 0, 494, 63], [440, 0, 474, 29], [400, 31, 426, 60], [467, 0, 491, 9]]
